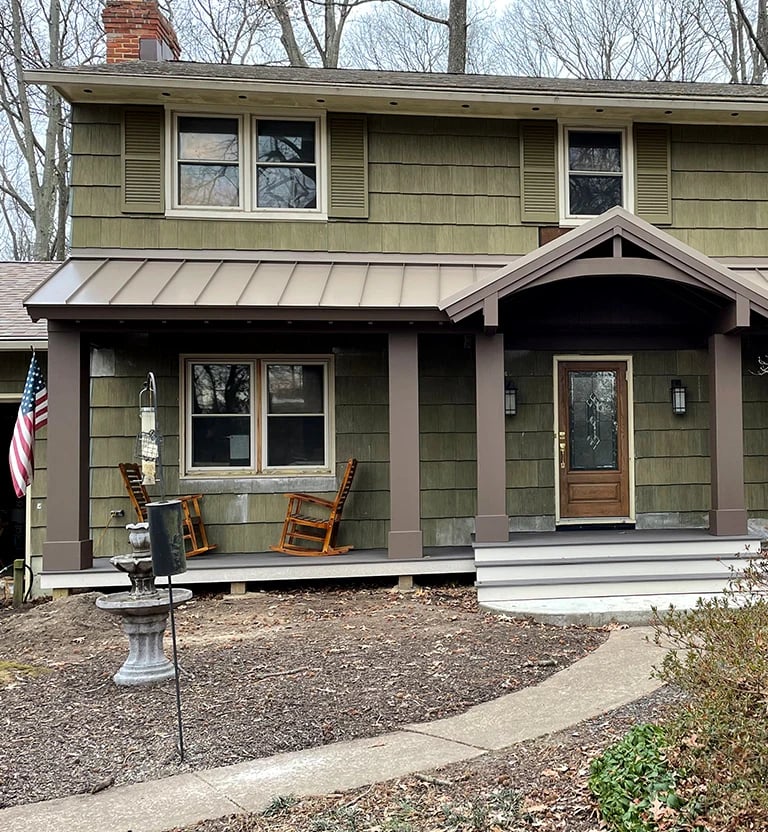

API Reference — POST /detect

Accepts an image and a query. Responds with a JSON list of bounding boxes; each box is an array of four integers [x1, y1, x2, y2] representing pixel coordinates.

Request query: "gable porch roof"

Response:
[[439, 207, 768, 327]]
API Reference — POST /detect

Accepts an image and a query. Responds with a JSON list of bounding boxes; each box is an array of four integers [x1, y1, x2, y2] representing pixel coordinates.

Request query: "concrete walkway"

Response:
[[1, 627, 666, 832]]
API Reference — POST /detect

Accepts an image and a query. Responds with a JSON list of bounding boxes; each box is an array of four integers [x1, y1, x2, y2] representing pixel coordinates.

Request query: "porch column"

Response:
[[708, 332, 748, 535], [387, 332, 423, 558], [474, 334, 509, 542], [43, 322, 93, 570]]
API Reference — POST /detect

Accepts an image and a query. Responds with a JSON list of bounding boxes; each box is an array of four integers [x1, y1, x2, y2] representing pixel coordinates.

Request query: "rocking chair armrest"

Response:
[[285, 492, 336, 508]]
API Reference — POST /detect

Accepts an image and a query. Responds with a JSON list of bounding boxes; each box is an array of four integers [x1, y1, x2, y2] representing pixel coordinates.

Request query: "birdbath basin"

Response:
[[96, 545, 191, 686]]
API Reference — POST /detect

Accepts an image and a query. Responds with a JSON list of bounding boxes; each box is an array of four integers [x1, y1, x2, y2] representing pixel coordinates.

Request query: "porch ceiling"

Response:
[[439, 207, 768, 326]]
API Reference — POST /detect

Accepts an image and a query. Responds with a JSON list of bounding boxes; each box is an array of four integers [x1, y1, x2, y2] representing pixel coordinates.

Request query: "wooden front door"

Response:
[[557, 361, 630, 520]]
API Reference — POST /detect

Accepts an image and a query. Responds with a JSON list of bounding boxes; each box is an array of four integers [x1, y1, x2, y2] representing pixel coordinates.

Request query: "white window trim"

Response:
[[166, 108, 328, 221], [181, 354, 335, 478], [558, 122, 634, 226]]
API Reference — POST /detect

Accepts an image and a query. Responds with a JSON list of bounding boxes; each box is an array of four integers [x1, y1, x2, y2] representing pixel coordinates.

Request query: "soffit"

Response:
[[25, 63, 768, 125]]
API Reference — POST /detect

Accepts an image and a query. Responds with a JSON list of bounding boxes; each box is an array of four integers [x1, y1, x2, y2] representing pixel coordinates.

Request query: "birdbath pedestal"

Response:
[[96, 536, 191, 686]]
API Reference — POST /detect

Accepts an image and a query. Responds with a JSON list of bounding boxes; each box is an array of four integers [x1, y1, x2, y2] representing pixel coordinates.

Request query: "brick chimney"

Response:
[[103, 0, 181, 63]]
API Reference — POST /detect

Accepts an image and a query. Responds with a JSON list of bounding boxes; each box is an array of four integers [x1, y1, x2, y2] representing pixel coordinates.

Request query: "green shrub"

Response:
[[651, 554, 768, 831], [589, 723, 688, 831]]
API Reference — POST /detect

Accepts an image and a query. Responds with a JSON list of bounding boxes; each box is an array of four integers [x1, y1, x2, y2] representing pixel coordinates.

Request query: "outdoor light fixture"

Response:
[[504, 375, 518, 417], [671, 379, 687, 415]]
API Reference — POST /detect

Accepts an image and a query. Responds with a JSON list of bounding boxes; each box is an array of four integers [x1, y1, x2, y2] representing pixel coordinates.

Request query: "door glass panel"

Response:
[[568, 370, 618, 470]]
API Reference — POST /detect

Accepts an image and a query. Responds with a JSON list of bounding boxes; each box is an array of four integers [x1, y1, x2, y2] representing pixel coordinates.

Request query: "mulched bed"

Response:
[[0, 582, 607, 809]]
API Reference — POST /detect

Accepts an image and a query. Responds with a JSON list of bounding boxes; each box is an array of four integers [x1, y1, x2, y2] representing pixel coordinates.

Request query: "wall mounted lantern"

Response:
[[671, 379, 687, 415], [504, 375, 518, 417]]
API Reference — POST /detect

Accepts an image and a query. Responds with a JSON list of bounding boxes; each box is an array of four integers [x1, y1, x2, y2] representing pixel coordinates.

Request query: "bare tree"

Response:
[[173, 0, 278, 64], [0, 0, 102, 261], [344, 0, 492, 73], [261, 0, 373, 67], [491, 0, 714, 81]]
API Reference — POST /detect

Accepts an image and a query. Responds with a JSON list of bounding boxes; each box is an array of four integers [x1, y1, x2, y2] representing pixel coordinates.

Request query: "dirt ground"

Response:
[[0, 581, 608, 810]]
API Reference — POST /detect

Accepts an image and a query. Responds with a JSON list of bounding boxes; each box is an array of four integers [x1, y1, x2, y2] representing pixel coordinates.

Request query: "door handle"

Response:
[[558, 431, 566, 469]]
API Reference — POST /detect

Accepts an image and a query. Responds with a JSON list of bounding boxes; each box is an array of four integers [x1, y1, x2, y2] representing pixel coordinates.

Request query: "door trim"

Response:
[[553, 355, 635, 525]]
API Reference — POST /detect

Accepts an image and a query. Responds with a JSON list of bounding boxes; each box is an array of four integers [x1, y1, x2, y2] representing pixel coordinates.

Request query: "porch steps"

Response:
[[474, 530, 762, 624]]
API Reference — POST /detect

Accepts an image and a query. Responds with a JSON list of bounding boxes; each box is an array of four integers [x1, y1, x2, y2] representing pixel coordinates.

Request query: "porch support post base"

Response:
[[475, 514, 510, 544], [388, 530, 423, 559], [42, 539, 94, 572], [709, 508, 748, 536]]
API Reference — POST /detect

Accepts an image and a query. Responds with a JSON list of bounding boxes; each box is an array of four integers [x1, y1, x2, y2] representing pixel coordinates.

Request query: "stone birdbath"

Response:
[[96, 522, 192, 686]]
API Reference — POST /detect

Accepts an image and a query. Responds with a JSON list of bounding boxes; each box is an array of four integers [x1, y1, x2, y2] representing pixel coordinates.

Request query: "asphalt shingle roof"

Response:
[[45, 62, 768, 100], [0, 262, 55, 340]]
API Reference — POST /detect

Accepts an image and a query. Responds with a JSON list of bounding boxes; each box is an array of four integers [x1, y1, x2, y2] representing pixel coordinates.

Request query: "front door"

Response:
[[557, 360, 630, 520]]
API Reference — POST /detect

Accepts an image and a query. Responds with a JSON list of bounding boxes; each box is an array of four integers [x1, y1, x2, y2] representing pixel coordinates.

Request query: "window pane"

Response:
[[568, 132, 621, 172], [569, 174, 623, 215], [191, 415, 251, 467], [192, 364, 250, 414], [178, 117, 239, 161], [257, 166, 317, 209], [257, 121, 315, 163], [179, 164, 239, 206], [568, 371, 618, 470], [267, 415, 325, 467], [267, 364, 324, 414]]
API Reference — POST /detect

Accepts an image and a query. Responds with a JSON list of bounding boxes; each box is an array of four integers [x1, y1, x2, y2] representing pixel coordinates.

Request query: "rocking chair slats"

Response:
[[118, 462, 217, 558], [270, 458, 358, 556]]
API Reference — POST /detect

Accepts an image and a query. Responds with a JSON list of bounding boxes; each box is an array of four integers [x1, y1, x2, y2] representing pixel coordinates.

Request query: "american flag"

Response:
[[9, 354, 48, 498]]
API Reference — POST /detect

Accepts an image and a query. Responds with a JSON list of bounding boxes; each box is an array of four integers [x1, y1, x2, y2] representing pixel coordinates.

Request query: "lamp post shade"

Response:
[[147, 500, 187, 576]]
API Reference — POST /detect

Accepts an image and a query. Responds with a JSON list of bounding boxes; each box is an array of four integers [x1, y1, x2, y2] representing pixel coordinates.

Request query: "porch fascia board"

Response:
[[25, 305, 449, 323]]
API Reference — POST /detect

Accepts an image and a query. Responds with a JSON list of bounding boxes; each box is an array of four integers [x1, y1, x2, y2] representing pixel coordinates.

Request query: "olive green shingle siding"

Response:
[[419, 336, 477, 545], [89, 338, 390, 556], [70, 106, 768, 257]]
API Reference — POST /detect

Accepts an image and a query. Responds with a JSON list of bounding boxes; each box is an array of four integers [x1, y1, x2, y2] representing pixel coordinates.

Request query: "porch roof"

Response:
[[25, 252, 505, 322], [24, 222, 768, 325], [440, 207, 768, 325]]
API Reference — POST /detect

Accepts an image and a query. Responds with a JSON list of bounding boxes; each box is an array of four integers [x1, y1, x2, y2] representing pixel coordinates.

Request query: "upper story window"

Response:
[[562, 127, 629, 221], [171, 113, 323, 217]]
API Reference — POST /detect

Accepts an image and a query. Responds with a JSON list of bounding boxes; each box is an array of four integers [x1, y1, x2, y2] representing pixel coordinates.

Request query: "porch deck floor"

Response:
[[39, 546, 476, 593]]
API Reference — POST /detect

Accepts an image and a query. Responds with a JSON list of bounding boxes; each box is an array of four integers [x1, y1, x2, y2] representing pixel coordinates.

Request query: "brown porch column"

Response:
[[475, 334, 509, 542], [388, 332, 423, 558], [43, 322, 93, 570], [709, 332, 748, 535]]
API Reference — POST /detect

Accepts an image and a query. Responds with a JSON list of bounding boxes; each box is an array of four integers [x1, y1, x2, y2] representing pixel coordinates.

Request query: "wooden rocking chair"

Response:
[[118, 462, 217, 558], [270, 458, 358, 556]]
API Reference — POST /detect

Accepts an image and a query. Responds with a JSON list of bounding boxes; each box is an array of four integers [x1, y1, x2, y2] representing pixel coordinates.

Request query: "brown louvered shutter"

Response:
[[328, 114, 368, 218], [634, 124, 671, 224], [520, 121, 558, 223], [122, 107, 165, 214]]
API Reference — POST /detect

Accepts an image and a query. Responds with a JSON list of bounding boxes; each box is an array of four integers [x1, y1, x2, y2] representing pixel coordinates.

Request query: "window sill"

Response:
[[180, 473, 337, 494], [166, 209, 328, 222]]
